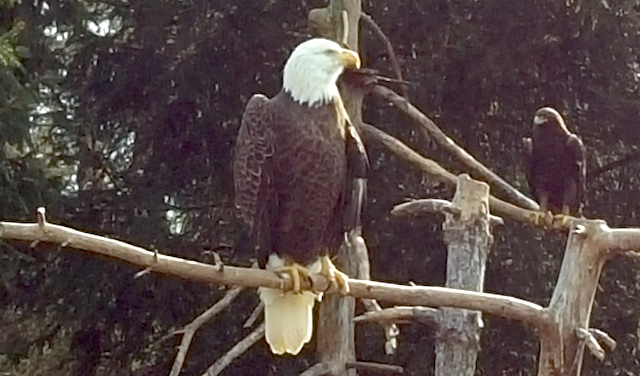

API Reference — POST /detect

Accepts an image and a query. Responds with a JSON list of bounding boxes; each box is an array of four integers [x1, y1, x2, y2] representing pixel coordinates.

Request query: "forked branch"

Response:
[[169, 286, 244, 376]]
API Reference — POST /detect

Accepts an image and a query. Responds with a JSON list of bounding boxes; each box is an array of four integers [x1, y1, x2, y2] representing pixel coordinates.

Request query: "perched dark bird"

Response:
[[526, 107, 586, 217], [233, 38, 361, 355]]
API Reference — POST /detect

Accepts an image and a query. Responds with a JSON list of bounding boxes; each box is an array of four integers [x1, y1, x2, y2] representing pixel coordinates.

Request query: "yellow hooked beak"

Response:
[[340, 49, 361, 69]]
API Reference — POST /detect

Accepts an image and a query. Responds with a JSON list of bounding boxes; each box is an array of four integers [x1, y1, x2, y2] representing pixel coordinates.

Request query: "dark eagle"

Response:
[[527, 107, 587, 216], [233, 39, 361, 355]]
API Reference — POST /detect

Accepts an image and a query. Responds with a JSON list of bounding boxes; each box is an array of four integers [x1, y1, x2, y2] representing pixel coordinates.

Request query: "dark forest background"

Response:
[[2, 1, 640, 375]]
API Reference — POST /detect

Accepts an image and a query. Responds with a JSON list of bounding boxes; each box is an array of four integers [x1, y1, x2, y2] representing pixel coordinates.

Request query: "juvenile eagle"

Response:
[[527, 107, 586, 216], [233, 38, 361, 355]]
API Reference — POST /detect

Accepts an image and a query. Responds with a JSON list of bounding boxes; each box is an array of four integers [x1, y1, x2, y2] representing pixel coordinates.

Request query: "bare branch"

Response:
[[601, 227, 640, 254], [169, 286, 244, 376], [589, 328, 616, 351], [590, 149, 640, 178], [201, 323, 265, 376], [243, 302, 263, 328], [361, 298, 400, 354], [576, 328, 605, 361], [371, 85, 539, 210], [0, 213, 551, 331], [360, 13, 407, 97], [392, 199, 504, 226], [299, 362, 331, 376], [359, 123, 571, 230], [623, 250, 640, 260], [354, 306, 438, 326], [346, 361, 404, 374]]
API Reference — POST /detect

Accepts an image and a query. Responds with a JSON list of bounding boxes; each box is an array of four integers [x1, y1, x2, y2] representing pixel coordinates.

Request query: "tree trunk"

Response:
[[537, 219, 609, 376], [309, 1, 362, 375], [435, 174, 493, 376]]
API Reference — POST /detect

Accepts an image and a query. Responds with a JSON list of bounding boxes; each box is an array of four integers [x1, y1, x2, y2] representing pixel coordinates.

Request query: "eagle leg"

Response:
[[274, 263, 312, 294], [320, 256, 350, 295]]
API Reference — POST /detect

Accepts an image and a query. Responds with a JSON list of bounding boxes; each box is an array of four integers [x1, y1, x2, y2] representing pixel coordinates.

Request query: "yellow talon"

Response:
[[320, 256, 350, 294], [553, 213, 574, 228], [273, 263, 311, 294], [532, 210, 555, 228]]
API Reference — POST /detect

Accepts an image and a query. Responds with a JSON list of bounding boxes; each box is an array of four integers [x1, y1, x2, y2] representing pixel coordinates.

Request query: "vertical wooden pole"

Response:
[[309, 1, 362, 375], [537, 220, 609, 376], [435, 174, 493, 376]]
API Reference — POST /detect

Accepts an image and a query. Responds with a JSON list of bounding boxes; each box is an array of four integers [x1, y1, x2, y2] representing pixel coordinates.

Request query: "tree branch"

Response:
[[576, 328, 605, 361], [590, 149, 640, 178], [360, 13, 407, 98], [371, 85, 539, 211], [201, 323, 265, 376], [300, 362, 332, 376], [359, 123, 572, 230], [0, 211, 551, 332], [169, 286, 244, 376], [354, 306, 438, 326], [360, 298, 400, 354], [346, 361, 404, 374], [392, 199, 504, 226]]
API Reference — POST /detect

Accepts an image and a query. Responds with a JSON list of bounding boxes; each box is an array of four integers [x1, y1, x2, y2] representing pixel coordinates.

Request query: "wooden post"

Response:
[[435, 174, 493, 376], [309, 1, 362, 375], [537, 220, 609, 376]]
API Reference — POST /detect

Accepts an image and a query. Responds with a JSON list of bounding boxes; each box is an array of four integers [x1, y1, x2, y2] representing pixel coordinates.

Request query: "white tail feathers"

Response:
[[259, 287, 318, 355]]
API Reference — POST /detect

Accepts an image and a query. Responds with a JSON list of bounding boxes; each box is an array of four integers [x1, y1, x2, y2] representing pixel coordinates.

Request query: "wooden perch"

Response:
[[354, 306, 438, 326], [435, 175, 492, 376], [371, 85, 539, 211], [392, 199, 504, 226], [0, 209, 551, 331], [347, 361, 404, 374]]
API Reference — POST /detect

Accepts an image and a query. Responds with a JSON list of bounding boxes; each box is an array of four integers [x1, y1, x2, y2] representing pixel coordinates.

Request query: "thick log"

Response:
[[435, 175, 493, 376], [537, 220, 609, 376], [310, 1, 362, 375]]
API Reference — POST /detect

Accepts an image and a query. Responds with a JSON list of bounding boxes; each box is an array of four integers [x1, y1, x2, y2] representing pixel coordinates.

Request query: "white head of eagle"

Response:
[[283, 38, 360, 107]]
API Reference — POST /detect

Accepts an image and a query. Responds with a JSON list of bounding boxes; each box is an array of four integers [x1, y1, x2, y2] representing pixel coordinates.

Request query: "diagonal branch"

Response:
[[169, 286, 244, 376], [371, 85, 539, 211], [589, 149, 640, 178], [300, 362, 332, 376], [359, 123, 570, 230], [202, 323, 265, 376], [360, 13, 407, 98], [354, 306, 438, 326]]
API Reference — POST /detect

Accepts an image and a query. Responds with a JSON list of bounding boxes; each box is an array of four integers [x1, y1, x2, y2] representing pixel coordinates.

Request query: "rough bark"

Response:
[[435, 174, 493, 376], [309, 1, 362, 375], [537, 220, 610, 376]]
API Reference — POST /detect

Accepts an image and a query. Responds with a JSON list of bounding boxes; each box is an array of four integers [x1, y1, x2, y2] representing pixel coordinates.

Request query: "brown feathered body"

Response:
[[234, 90, 346, 266], [528, 107, 586, 215]]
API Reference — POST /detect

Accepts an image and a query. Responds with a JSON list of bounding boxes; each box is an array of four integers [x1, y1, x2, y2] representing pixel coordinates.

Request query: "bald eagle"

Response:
[[233, 38, 361, 355], [527, 107, 586, 216]]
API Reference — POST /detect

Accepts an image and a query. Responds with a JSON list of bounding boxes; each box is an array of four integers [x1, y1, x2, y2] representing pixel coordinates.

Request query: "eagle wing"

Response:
[[233, 94, 275, 250], [566, 133, 587, 215], [344, 123, 369, 231]]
